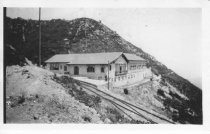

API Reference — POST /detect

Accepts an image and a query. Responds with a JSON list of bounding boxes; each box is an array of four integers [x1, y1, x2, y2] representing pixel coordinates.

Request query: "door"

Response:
[[74, 66, 79, 75], [120, 66, 122, 73], [64, 65, 67, 71]]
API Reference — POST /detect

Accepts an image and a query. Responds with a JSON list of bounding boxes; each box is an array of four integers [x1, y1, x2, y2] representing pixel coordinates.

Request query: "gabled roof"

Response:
[[45, 54, 74, 63], [45, 52, 123, 64], [124, 53, 145, 61], [45, 52, 145, 64]]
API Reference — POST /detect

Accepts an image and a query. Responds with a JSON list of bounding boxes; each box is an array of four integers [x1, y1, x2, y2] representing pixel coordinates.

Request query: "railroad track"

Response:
[[76, 79, 175, 124]]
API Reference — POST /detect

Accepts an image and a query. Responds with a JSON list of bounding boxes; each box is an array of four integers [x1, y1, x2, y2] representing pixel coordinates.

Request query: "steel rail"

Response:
[[78, 80, 175, 124], [80, 83, 157, 123], [110, 101, 135, 121], [80, 84, 156, 123]]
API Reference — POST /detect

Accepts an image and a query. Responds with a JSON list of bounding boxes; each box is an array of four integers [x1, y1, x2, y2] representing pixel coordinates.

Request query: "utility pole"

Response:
[[107, 61, 110, 90], [39, 7, 41, 67], [85, 20, 87, 48], [3, 7, 7, 124]]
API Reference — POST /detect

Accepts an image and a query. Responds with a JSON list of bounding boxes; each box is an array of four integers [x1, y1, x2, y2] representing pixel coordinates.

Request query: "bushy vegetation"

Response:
[[162, 74, 202, 124], [123, 88, 129, 95], [157, 89, 165, 97], [53, 76, 101, 108]]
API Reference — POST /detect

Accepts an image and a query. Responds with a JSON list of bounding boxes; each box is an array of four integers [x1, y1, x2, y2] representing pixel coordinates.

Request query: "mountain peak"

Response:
[[74, 17, 100, 22]]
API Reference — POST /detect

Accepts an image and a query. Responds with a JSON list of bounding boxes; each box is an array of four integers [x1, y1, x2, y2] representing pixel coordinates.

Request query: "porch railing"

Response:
[[115, 70, 128, 76]]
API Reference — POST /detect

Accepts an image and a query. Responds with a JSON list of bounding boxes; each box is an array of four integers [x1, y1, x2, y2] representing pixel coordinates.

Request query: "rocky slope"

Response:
[[6, 65, 102, 123], [4, 17, 202, 124]]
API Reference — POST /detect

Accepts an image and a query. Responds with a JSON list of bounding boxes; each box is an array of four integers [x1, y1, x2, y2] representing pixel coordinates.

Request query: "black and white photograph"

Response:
[[2, 0, 210, 133], [3, 7, 203, 124]]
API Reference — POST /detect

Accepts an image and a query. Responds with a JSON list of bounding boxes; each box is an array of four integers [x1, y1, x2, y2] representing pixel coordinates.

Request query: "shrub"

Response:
[[82, 116, 91, 122], [169, 91, 182, 100], [124, 88, 128, 95], [106, 107, 123, 123], [157, 89, 165, 97]]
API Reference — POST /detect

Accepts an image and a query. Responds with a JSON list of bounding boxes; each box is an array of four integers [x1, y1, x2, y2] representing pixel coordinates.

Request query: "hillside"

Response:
[[6, 65, 103, 123], [4, 17, 202, 124]]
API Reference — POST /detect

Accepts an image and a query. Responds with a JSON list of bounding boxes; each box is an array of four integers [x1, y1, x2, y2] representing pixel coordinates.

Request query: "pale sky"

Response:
[[6, 8, 202, 88]]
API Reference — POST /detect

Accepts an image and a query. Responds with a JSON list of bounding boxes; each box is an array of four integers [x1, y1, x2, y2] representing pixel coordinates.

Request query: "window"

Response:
[[101, 66, 105, 73], [87, 66, 95, 72], [130, 65, 136, 70], [50, 63, 59, 70], [109, 65, 112, 71], [60, 65, 62, 70], [74, 66, 79, 75]]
